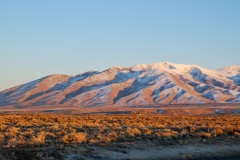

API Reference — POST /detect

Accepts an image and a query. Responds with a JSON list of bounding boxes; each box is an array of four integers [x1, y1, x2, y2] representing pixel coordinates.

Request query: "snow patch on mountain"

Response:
[[1, 62, 240, 107], [0, 77, 46, 105], [113, 75, 159, 103], [229, 74, 240, 86]]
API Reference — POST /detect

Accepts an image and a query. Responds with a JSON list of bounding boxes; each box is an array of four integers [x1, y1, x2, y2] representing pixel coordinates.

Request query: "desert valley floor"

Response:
[[0, 105, 240, 160]]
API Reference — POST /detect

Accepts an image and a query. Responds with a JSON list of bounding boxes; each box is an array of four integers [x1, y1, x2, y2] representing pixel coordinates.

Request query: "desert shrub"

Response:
[[199, 124, 208, 132], [211, 129, 217, 136], [198, 132, 211, 138], [180, 129, 188, 137], [0, 124, 8, 131], [171, 131, 179, 138], [45, 132, 56, 139], [236, 125, 240, 132], [163, 129, 171, 132], [156, 124, 166, 129], [62, 132, 87, 144], [171, 125, 181, 132], [132, 128, 141, 136], [97, 134, 111, 144], [0, 114, 239, 148], [161, 132, 172, 137], [4, 134, 25, 148], [101, 137, 112, 144], [143, 129, 153, 136], [189, 126, 196, 133], [216, 128, 224, 136], [126, 131, 134, 138], [49, 124, 60, 131], [21, 129, 34, 139], [32, 132, 46, 144], [234, 131, 240, 137], [5, 138, 17, 148], [108, 131, 118, 141], [225, 125, 234, 135], [137, 123, 146, 130], [8, 127, 20, 138], [170, 134, 178, 139], [0, 133, 4, 144], [212, 128, 224, 136], [89, 139, 99, 144]]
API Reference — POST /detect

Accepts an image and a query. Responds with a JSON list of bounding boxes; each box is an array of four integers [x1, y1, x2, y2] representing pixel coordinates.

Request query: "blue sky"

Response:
[[0, 0, 240, 91]]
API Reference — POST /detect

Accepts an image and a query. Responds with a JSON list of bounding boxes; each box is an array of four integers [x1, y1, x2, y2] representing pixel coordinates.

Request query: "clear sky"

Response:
[[0, 0, 240, 91]]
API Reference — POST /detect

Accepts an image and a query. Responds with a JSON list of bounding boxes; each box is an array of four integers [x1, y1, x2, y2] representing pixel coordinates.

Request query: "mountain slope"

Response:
[[1, 62, 240, 107]]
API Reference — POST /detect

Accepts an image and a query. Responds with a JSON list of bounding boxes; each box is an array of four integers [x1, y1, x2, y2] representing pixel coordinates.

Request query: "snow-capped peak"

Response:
[[218, 64, 240, 72], [0, 62, 239, 108], [218, 64, 240, 76], [130, 61, 179, 71]]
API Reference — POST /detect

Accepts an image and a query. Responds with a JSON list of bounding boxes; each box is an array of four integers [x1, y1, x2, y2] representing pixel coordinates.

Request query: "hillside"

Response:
[[0, 62, 240, 107]]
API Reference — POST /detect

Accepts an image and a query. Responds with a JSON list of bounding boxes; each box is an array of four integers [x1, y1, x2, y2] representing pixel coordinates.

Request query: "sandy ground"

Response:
[[66, 142, 240, 160], [1, 139, 240, 160], [1, 104, 240, 115]]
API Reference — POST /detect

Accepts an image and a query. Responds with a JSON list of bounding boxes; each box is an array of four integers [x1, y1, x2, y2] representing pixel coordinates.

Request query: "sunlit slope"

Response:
[[0, 62, 239, 107]]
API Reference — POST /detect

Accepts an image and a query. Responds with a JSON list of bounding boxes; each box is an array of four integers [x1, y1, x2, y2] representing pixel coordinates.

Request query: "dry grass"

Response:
[[0, 114, 239, 149]]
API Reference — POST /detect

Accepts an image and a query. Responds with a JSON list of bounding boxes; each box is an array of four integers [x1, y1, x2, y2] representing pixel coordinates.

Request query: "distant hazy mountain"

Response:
[[1, 62, 240, 107]]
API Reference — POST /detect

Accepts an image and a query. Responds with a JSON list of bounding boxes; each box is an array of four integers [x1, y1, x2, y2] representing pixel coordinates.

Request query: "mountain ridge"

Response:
[[1, 62, 240, 107]]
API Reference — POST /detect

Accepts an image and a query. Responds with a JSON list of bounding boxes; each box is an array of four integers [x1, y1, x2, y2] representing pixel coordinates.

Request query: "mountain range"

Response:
[[0, 62, 240, 108]]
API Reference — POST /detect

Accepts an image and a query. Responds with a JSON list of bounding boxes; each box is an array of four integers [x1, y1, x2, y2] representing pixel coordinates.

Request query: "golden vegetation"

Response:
[[0, 114, 240, 148]]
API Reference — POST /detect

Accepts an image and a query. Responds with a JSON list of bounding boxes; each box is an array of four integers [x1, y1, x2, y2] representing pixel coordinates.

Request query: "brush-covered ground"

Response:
[[0, 113, 240, 160]]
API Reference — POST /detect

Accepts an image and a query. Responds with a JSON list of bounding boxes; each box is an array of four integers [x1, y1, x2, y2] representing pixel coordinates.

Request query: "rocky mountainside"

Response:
[[0, 62, 240, 107]]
